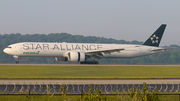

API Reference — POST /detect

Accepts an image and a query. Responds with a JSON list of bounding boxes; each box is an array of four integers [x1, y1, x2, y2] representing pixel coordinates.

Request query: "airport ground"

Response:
[[1, 79, 180, 84], [1, 63, 180, 66], [0, 94, 178, 101], [0, 64, 180, 101], [0, 64, 180, 79], [0, 64, 180, 84]]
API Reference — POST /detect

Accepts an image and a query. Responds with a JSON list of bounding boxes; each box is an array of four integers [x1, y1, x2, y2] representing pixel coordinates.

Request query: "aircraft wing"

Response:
[[84, 48, 124, 58], [85, 48, 124, 54], [150, 47, 174, 52]]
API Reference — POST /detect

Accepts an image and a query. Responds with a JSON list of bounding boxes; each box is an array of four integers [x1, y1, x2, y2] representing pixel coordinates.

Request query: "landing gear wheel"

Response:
[[13, 56, 19, 64], [94, 61, 99, 64], [80, 61, 99, 64]]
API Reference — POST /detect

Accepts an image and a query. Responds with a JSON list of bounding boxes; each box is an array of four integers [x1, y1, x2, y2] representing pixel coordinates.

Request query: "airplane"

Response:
[[3, 24, 172, 64]]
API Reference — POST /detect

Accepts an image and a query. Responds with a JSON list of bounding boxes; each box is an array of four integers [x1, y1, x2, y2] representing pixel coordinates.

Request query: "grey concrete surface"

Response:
[[1, 79, 180, 84], [0, 64, 180, 66]]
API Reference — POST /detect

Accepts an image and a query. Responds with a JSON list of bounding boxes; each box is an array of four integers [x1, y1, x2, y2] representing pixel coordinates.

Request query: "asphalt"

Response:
[[1, 79, 180, 84], [0, 64, 180, 66]]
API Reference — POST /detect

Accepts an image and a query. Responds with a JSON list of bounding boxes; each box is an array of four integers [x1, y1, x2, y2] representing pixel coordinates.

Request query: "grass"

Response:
[[0, 94, 179, 101], [0, 65, 180, 79]]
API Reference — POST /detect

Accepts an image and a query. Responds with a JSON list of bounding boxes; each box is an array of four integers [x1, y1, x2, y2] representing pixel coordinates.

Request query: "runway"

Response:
[[0, 64, 180, 66], [1, 79, 180, 84]]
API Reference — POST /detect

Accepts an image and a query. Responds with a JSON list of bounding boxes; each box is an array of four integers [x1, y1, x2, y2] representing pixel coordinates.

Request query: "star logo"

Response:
[[150, 35, 159, 44]]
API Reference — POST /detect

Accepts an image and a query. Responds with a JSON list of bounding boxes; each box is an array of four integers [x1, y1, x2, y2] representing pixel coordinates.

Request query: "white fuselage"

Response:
[[3, 24, 168, 64], [3, 42, 163, 59]]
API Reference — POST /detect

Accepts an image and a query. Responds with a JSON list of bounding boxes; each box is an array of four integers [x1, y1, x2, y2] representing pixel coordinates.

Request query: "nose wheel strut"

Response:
[[13, 56, 19, 64]]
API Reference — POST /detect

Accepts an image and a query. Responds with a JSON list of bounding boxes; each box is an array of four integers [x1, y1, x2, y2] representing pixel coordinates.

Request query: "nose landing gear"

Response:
[[16, 61, 19, 64], [13, 56, 19, 64]]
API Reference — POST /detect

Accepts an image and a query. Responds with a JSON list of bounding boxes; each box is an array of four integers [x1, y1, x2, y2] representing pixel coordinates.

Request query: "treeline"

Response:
[[0, 33, 179, 64]]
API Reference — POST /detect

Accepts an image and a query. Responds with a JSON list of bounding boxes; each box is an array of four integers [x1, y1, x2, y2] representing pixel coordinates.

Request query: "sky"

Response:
[[0, 0, 180, 46]]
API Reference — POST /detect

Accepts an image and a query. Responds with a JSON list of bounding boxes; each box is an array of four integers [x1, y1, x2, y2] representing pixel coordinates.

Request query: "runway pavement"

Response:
[[1, 79, 180, 84], [0, 64, 180, 66]]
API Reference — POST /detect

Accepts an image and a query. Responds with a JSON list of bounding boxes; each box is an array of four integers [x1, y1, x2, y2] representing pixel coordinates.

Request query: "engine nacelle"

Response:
[[67, 51, 85, 62], [55, 57, 68, 61]]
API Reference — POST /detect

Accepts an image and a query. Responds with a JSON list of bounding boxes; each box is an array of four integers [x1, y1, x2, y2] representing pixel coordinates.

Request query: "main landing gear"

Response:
[[80, 61, 99, 64]]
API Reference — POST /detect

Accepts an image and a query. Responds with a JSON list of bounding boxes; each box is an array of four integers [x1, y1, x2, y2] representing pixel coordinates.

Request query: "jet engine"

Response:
[[67, 51, 85, 62]]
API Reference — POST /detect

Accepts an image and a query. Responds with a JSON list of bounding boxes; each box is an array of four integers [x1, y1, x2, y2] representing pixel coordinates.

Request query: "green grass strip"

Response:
[[0, 65, 180, 79]]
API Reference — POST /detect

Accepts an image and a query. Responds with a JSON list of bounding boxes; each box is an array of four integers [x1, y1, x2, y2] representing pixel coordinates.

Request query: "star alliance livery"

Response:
[[3, 24, 172, 64]]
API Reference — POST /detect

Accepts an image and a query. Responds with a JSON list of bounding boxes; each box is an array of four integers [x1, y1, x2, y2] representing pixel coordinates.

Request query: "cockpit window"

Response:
[[7, 46, 12, 48]]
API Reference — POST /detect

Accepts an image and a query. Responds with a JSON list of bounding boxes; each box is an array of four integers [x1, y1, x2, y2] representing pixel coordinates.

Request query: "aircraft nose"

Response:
[[3, 48, 10, 54], [3, 48, 7, 53]]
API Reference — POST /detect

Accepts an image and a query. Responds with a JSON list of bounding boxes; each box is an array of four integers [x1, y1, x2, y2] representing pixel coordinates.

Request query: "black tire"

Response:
[[80, 61, 99, 64], [16, 61, 19, 64], [95, 61, 99, 64]]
